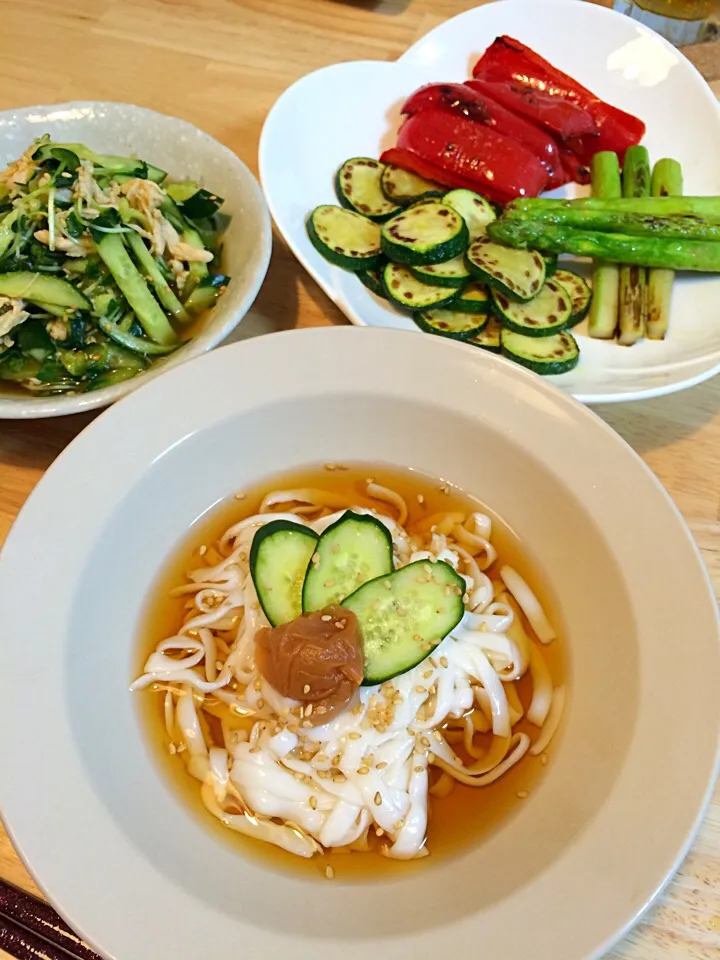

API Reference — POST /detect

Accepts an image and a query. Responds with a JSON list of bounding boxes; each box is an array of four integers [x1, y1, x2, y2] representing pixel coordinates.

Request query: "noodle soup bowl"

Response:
[[0, 327, 718, 960]]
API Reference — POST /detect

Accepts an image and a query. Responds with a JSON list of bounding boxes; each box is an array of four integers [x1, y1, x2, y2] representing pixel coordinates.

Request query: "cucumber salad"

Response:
[[307, 158, 590, 376], [0, 137, 230, 394]]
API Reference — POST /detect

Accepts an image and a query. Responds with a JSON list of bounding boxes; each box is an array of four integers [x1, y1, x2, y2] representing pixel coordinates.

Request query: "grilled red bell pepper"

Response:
[[402, 83, 568, 189], [394, 107, 548, 204], [379, 147, 485, 194], [465, 78, 596, 142], [558, 147, 591, 187], [473, 37, 645, 163]]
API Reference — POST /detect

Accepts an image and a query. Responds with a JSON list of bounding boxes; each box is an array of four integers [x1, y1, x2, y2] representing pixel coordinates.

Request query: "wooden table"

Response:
[[0, 1, 719, 957]]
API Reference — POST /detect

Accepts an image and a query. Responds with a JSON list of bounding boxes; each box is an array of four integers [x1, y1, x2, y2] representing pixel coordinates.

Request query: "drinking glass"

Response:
[[613, 0, 720, 44]]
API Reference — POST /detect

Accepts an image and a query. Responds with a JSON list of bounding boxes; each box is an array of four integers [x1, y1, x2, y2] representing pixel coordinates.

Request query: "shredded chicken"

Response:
[[0, 143, 37, 198], [74, 159, 113, 209], [46, 318, 69, 341], [33, 229, 92, 257], [121, 177, 213, 263], [169, 257, 190, 295], [0, 297, 29, 338], [0, 334, 14, 352]]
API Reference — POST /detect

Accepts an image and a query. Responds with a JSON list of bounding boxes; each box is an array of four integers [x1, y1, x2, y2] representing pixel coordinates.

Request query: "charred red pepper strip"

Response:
[[473, 37, 645, 162], [402, 83, 568, 190], [466, 78, 597, 142], [395, 107, 549, 204], [379, 147, 488, 194], [558, 147, 591, 187]]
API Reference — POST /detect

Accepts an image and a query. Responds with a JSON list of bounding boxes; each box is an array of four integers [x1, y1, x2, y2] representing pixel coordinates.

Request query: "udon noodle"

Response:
[[134, 471, 564, 863]]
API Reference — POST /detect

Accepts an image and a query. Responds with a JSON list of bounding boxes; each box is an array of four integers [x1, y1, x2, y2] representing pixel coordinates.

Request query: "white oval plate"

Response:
[[0, 101, 271, 419], [0, 327, 718, 960], [259, 0, 720, 404]]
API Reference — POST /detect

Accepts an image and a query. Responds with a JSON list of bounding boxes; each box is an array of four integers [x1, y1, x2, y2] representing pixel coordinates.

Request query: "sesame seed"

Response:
[[376, 761, 387, 769], [325, 463, 336, 471], [335, 619, 346, 629], [374, 792, 382, 806], [444, 585, 452, 596], [517, 791, 529, 800], [303, 684, 311, 694], [333, 771, 346, 783], [309, 796, 317, 810], [417, 494, 424, 504], [358, 766, 369, 775], [318, 770, 331, 779], [324, 579, 335, 588], [325, 865, 335, 879], [321, 614, 332, 622], [305, 704, 314, 717], [168, 742, 177, 755], [440, 657, 449, 669], [302, 720, 312, 728], [384, 581, 392, 590], [315, 753, 328, 764], [332, 755, 341, 766], [352, 703, 364, 716], [423, 670, 433, 680], [415, 686, 427, 695], [348, 731, 362, 740], [428, 752, 436, 763], [421, 643, 432, 652], [541, 755, 548, 766], [331, 543, 341, 553], [433, 730, 443, 742], [257, 698, 265, 709], [249, 745, 261, 754], [420, 736, 431, 748], [414, 634, 423, 643], [198, 544, 208, 556], [414, 765, 424, 773], [393, 820, 404, 832], [316, 705, 327, 715], [376, 827, 384, 837], [234, 492, 247, 500]]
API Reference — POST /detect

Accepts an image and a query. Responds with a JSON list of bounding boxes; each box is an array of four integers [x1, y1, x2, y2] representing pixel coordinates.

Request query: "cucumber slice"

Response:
[[250, 520, 319, 626], [343, 559, 466, 685], [468, 316, 501, 352], [357, 261, 387, 299], [381, 203, 469, 266], [380, 164, 444, 205], [554, 269, 593, 327], [383, 262, 458, 311], [307, 205, 381, 272], [302, 511, 393, 612], [335, 158, 402, 222], [501, 329, 580, 376], [467, 237, 546, 302], [0, 272, 89, 310], [453, 281, 491, 314], [443, 189, 496, 240], [492, 279, 572, 338], [544, 254, 559, 278], [410, 255, 470, 289], [414, 309, 488, 340]]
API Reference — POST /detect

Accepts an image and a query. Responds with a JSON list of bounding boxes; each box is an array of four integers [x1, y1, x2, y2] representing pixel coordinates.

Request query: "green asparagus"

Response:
[[618, 146, 651, 346], [647, 159, 684, 341], [501, 208, 720, 242], [505, 196, 720, 220], [588, 152, 621, 340], [486, 220, 720, 273]]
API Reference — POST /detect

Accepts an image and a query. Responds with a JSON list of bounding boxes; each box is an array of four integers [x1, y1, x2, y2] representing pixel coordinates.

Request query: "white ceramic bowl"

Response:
[[0, 101, 271, 419], [0, 328, 718, 960], [260, 0, 720, 403]]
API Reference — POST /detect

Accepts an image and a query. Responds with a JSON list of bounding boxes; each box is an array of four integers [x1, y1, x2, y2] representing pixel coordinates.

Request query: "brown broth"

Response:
[[136, 463, 566, 882]]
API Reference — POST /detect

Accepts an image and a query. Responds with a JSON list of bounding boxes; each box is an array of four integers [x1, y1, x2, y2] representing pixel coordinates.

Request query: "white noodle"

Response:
[[500, 565, 556, 643], [530, 686, 566, 756]]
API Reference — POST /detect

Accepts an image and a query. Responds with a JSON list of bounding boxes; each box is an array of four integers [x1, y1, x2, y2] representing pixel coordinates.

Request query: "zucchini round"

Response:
[[381, 202, 469, 266], [383, 262, 458, 311], [414, 309, 488, 340], [492, 279, 572, 338], [468, 316, 501, 352], [343, 559, 467, 685], [500, 329, 580, 376], [335, 158, 402, 222], [250, 520, 319, 626], [544, 254, 559, 278], [380, 164, 444, 205], [410, 255, 470, 289], [302, 511, 393, 612], [443, 189, 496, 240], [466, 237, 546, 302], [453, 281, 491, 314], [357, 261, 388, 299], [307, 205, 381, 272], [554, 269, 593, 327]]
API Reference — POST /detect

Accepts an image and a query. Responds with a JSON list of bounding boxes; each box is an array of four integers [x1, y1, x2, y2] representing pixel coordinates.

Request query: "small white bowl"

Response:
[[0, 101, 271, 419], [0, 327, 718, 960]]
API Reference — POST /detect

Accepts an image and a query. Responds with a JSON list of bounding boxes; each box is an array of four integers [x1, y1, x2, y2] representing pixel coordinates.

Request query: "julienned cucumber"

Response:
[[343, 559, 466, 685], [500, 329, 579, 375], [466, 237, 546, 302], [307, 205, 381, 271], [302, 511, 393, 613], [443, 189, 496, 240], [336, 158, 402, 222], [0, 273, 89, 310], [492, 279, 572, 337], [554, 269, 592, 326], [411, 255, 470, 288], [250, 520, 319, 626], [381, 202, 469, 266], [380, 164, 444, 205], [414, 309, 488, 340], [454, 281, 491, 314], [383, 262, 458, 311]]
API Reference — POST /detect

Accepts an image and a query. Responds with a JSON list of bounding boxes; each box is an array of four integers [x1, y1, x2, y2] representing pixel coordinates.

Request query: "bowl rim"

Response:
[[0, 326, 718, 960], [0, 99, 272, 419]]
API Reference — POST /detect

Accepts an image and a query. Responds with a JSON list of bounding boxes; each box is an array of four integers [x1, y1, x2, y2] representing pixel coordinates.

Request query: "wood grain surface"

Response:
[[0, 1, 719, 958]]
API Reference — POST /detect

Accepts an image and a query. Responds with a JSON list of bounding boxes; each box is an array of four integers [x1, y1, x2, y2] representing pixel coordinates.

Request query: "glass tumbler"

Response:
[[613, 0, 720, 45]]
